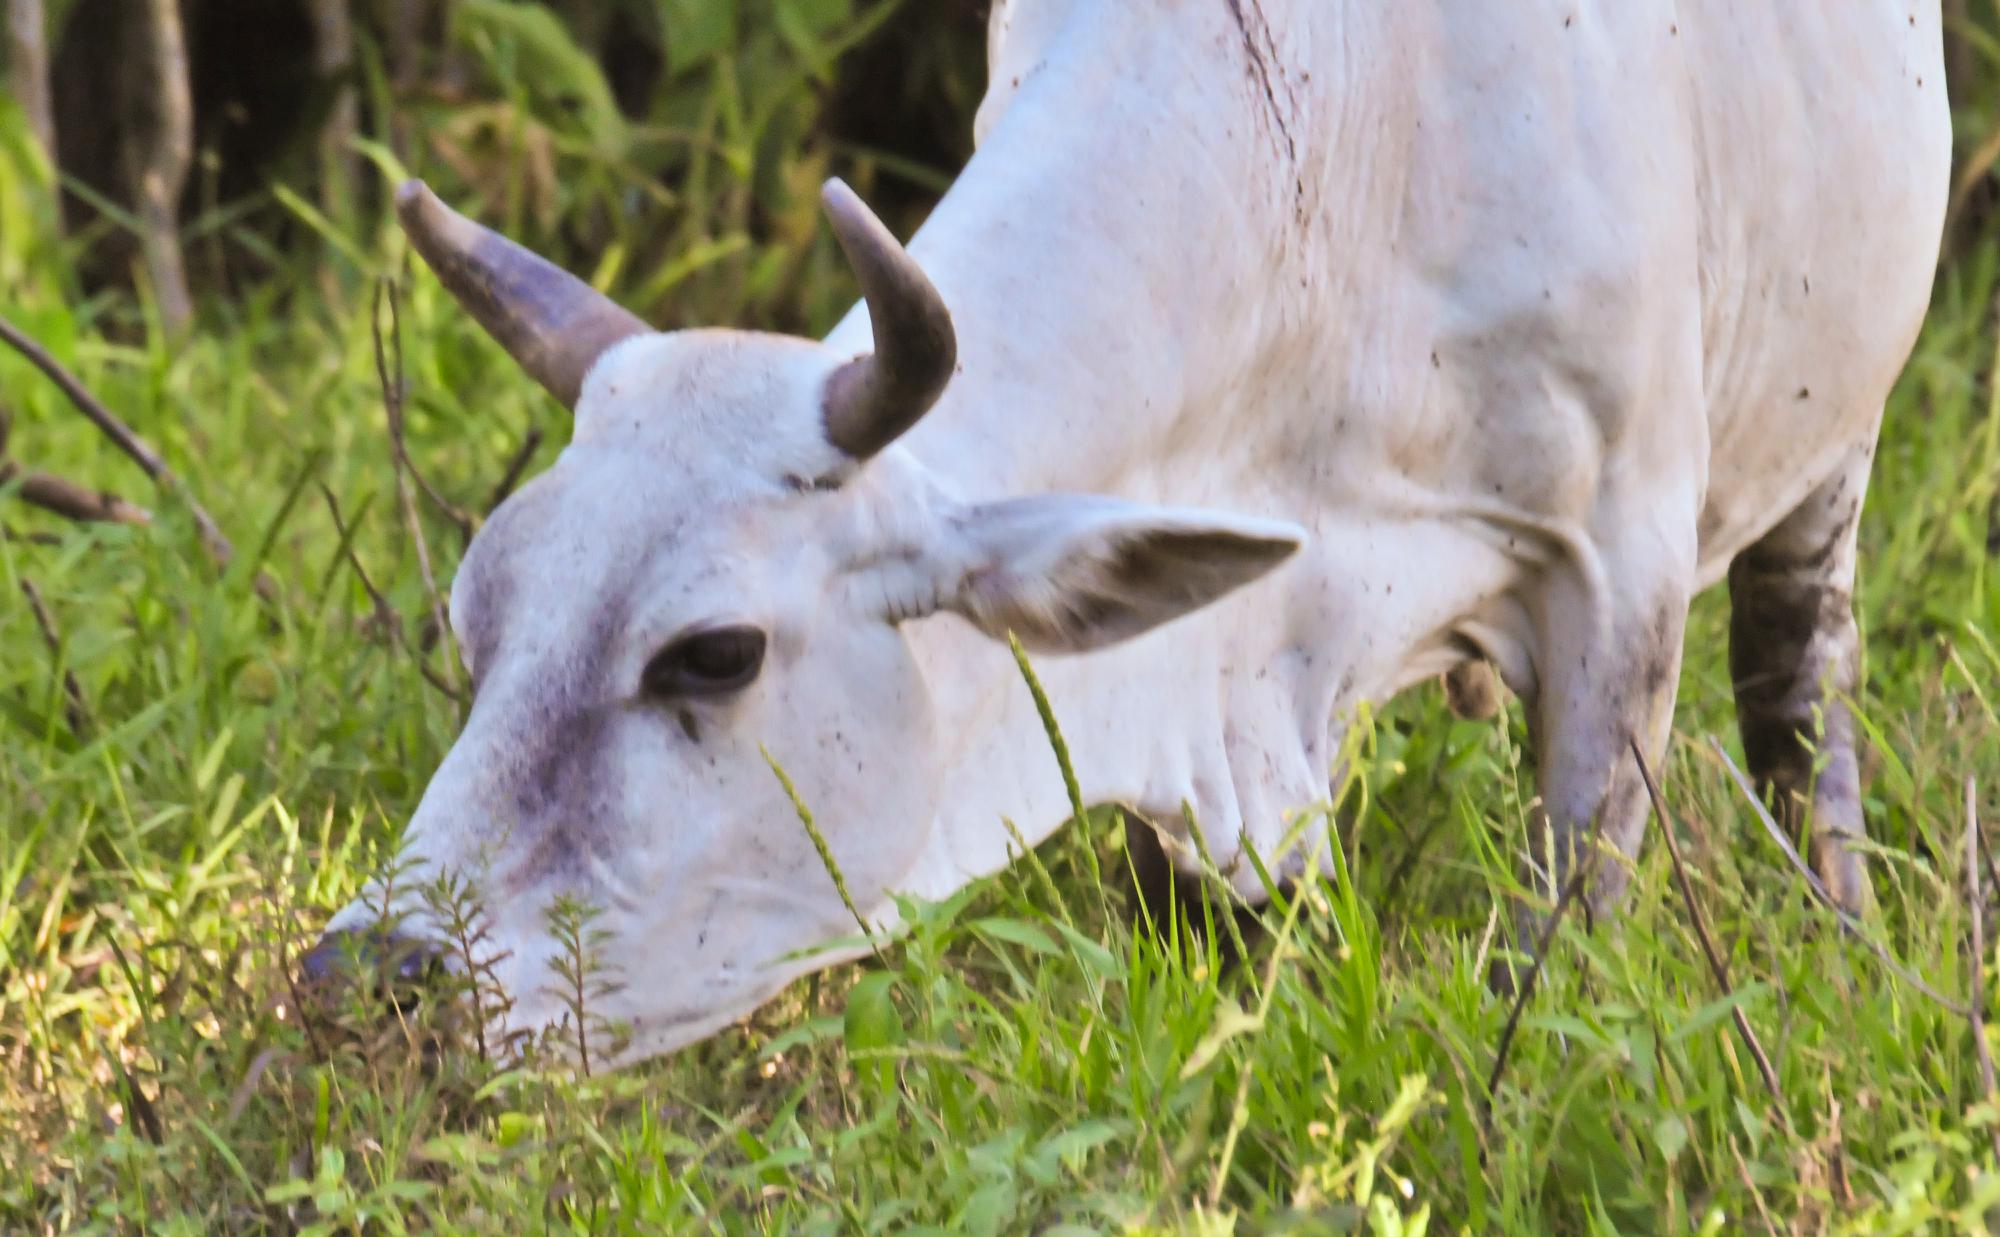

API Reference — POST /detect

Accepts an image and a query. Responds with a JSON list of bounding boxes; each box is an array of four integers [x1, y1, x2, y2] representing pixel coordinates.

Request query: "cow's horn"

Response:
[[394, 180, 648, 410], [819, 179, 957, 459]]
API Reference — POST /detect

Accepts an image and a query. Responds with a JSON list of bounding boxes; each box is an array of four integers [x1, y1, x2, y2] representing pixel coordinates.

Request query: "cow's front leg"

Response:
[[1518, 504, 1698, 930]]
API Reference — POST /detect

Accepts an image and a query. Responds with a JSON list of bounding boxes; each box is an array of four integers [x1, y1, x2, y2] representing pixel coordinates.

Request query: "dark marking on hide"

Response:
[[783, 472, 843, 495], [485, 600, 634, 894], [451, 552, 516, 681], [1638, 599, 1682, 700], [504, 702, 616, 891], [677, 708, 701, 744], [1222, 0, 1303, 210]]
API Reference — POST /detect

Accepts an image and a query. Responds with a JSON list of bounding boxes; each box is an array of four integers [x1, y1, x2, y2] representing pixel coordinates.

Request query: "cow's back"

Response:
[[961, 1, 1949, 576]]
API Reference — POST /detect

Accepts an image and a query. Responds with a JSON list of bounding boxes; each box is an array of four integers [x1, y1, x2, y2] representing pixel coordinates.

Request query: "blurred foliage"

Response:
[[12, 1, 2000, 337], [13, 0, 987, 341]]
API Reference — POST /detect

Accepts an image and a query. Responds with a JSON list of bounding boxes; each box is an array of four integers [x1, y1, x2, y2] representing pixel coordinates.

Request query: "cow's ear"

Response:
[[937, 496, 1304, 653]]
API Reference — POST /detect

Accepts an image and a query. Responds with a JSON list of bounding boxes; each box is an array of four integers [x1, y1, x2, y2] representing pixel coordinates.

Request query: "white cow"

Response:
[[314, 1, 1950, 1064]]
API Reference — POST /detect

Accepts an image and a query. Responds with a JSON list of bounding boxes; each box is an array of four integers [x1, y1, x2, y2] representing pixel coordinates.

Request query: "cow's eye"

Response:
[[643, 625, 767, 698]]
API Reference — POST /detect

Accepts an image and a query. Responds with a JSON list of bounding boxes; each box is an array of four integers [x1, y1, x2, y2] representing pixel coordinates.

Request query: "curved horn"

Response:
[[395, 180, 648, 410], [819, 179, 957, 459]]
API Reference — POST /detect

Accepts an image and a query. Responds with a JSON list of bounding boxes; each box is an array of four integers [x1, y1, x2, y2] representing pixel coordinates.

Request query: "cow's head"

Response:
[[309, 179, 1302, 1063]]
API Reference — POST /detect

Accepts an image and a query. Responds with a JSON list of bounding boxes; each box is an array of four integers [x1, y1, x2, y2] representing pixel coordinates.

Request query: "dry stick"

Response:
[[1630, 738, 1794, 1137], [1, 460, 152, 526], [374, 283, 474, 539], [1974, 809, 2000, 924], [222, 1045, 295, 1123], [371, 282, 463, 701], [1728, 1134, 1781, 1236], [1483, 850, 1592, 1123], [1707, 736, 1970, 1017], [19, 579, 92, 739], [0, 314, 231, 563], [1965, 777, 2000, 1165], [319, 485, 462, 703], [485, 427, 544, 514]]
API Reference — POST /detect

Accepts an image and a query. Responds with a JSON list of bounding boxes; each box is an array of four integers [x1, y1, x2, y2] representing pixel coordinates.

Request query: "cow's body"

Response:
[[850, 0, 1947, 903], [318, 2, 1949, 1063]]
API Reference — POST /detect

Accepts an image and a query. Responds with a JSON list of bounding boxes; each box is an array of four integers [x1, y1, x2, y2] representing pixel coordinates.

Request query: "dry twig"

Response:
[[485, 427, 544, 514], [19, 579, 92, 739], [372, 281, 463, 701], [1631, 738, 1793, 1136], [1708, 736, 1971, 1016], [1972, 806, 2000, 926], [0, 314, 231, 563], [319, 484, 462, 703], [374, 282, 475, 538], [1966, 778, 2000, 1164], [1483, 838, 1594, 1124], [2, 460, 152, 527], [1729, 1134, 1781, 1235]]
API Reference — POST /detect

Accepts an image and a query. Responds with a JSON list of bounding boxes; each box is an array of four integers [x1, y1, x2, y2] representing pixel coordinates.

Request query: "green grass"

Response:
[[6, 8, 2000, 1233]]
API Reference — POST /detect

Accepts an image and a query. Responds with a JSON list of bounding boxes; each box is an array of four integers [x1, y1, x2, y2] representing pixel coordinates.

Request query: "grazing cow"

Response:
[[311, 1, 1950, 1063]]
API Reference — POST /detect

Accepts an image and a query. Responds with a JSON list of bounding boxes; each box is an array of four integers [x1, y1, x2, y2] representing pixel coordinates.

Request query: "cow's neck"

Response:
[[823, 6, 1308, 501], [824, 12, 1360, 905]]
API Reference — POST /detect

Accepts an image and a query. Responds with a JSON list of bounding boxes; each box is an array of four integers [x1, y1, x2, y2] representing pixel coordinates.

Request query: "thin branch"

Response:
[[319, 484, 462, 703], [1975, 809, 2000, 923], [115, 1060, 165, 1146], [19, 579, 92, 739], [0, 314, 231, 563], [2, 461, 152, 526], [223, 1046, 295, 1123], [1966, 777, 2000, 1164], [1631, 737, 1792, 1137], [372, 281, 463, 702], [374, 283, 474, 539], [1706, 736, 1971, 1017], [1728, 1134, 1781, 1236], [485, 427, 544, 514], [2, 526, 64, 548], [1483, 847, 1592, 1122]]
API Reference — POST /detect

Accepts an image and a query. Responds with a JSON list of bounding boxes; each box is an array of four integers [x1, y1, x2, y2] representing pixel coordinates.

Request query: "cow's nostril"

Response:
[[302, 926, 443, 987]]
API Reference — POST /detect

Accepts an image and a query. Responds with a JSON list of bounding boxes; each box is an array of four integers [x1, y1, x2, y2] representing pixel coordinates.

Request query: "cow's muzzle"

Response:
[[301, 926, 444, 988]]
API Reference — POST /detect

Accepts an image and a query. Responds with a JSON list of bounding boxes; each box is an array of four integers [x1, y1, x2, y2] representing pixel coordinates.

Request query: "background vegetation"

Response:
[[4, 1, 2000, 1230]]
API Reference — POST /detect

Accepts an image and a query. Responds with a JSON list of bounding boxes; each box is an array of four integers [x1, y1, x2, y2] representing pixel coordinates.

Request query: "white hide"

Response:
[[332, 1, 1950, 1064]]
